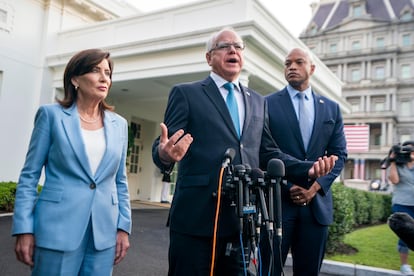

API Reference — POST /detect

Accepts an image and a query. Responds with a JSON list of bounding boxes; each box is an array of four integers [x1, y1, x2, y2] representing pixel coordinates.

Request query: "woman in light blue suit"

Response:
[[12, 49, 132, 275]]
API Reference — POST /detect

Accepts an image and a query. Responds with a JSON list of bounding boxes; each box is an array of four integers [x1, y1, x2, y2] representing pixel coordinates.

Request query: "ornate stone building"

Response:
[[300, 0, 414, 188]]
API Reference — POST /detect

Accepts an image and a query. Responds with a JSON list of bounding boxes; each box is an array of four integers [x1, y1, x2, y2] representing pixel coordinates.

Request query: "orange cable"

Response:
[[210, 167, 225, 276]]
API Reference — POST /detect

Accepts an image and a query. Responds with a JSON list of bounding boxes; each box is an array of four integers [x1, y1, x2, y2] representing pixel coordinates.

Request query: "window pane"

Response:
[[401, 65, 411, 79], [351, 69, 360, 81], [401, 12, 412, 21], [400, 101, 411, 116], [376, 37, 384, 48], [352, 41, 361, 50], [374, 102, 384, 111], [353, 5, 362, 17], [402, 34, 411, 47], [374, 66, 385, 79]]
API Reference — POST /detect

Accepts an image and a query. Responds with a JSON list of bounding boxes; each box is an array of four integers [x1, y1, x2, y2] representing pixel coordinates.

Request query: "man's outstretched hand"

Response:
[[308, 155, 338, 179], [158, 123, 193, 165]]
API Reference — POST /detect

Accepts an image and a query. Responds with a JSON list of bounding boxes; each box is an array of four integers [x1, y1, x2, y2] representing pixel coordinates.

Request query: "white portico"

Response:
[[0, 0, 347, 202]]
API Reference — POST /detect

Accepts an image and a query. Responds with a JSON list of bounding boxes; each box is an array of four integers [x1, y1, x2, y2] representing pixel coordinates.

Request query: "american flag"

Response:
[[343, 125, 369, 152]]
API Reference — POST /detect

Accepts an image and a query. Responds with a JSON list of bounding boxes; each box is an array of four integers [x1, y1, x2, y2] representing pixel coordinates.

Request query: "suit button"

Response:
[[89, 183, 96, 189]]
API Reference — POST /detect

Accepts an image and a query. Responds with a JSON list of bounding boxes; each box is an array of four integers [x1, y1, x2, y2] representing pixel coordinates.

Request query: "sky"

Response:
[[127, 0, 315, 37]]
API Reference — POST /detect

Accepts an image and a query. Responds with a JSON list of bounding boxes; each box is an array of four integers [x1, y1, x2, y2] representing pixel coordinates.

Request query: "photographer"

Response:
[[388, 141, 414, 274]]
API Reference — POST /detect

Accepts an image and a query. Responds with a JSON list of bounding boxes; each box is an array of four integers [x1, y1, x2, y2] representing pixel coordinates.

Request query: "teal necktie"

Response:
[[298, 92, 311, 150], [223, 82, 240, 137]]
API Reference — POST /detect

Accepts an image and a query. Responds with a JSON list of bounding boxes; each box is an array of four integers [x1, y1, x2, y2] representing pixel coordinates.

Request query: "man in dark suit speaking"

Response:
[[152, 29, 338, 275], [264, 48, 347, 275]]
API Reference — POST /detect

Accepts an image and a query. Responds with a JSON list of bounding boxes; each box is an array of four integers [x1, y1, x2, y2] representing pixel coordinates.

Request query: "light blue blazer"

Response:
[[12, 103, 132, 251]]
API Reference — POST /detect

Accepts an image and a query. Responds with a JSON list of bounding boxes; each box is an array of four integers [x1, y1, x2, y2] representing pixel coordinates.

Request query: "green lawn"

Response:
[[326, 224, 405, 271]]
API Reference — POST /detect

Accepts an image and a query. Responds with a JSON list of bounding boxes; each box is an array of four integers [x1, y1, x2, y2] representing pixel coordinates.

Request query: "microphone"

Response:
[[267, 158, 285, 178], [267, 159, 285, 239], [250, 168, 266, 187], [222, 148, 236, 168], [251, 168, 271, 232]]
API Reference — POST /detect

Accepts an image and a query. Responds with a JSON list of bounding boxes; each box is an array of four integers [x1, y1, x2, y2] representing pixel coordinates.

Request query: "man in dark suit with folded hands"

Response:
[[264, 48, 347, 275], [152, 29, 338, 276]]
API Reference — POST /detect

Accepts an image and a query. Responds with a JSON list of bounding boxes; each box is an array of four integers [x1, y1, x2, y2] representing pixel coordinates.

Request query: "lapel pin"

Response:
[[319, 99, 324, 104]]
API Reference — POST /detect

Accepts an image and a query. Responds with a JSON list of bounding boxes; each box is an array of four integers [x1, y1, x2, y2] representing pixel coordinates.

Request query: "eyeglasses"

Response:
[[210, 42, 245, 52]]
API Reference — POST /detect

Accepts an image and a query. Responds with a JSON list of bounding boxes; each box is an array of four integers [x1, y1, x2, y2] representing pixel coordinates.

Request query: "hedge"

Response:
[[326, 183, 392, 253], [0, 181, 393, 255]]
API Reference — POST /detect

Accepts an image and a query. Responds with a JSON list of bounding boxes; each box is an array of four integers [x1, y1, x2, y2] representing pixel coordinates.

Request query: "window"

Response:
[[372, 96, 385, 111], [375, 37, 385, 48], [374, 66, 385, 79], [400, 100, 411, 116], [369, 124, 381, 147], [402, 34, 411, 47], [351, 40, 361, 50], [330, 43, 337, 53], [401, 64, 411, 79], [401, 11, 413, 21], [0, 4, 13, 33], [348, 97, 361, 112], [128, 122, 142, 174], [351, 68, 361, 82], [353, 5, 362, 17]]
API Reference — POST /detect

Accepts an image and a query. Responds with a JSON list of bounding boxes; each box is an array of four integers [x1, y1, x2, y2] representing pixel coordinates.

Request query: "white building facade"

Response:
[[0, 0, 348, 202], [300, 0, 414, 189]]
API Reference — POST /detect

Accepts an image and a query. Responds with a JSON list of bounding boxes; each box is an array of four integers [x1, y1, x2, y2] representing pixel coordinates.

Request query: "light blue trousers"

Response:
[[31, 220, 116, 276]]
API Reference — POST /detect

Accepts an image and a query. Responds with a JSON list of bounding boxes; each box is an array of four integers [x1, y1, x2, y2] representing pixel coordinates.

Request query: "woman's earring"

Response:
[[74, 85, 78, 90]]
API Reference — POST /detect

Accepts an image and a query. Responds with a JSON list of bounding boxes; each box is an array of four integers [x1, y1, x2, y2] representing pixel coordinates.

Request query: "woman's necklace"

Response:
[[79, 113, 100, 124]]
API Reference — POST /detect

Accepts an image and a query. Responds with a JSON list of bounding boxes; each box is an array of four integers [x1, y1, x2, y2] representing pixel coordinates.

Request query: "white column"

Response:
[[239, 70, 250, 87], [381, 122, 386, 146], [366, 61, 371, 79], [386, 58, 391, 78], [388, 122, 394, 146]]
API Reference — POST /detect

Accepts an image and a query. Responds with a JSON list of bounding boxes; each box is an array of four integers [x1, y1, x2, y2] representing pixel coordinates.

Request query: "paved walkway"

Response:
[[1, 201, 404, 275]]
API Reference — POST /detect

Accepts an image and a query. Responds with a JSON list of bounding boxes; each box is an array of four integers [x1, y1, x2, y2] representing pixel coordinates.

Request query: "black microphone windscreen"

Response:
[[388, 212, 414, 251], [224, 148, 236, 161], [234, 164, 246, 174], [251, 168, 265, 181], [267, 159, 285, 177]]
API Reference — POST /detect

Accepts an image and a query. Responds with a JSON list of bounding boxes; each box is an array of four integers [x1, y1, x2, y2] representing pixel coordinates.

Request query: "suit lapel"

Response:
[[201, 77, 239, 138], [61, 105, 94, 180], [309, 92, 325, 150], [278, 88, 304, 149], [240, 85, 251, 138]]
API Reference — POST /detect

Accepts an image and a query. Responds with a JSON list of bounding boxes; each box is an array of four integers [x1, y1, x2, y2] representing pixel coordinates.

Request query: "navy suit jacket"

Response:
[[152, 77, 314, 237], [12, 104, 132, 251], [266, 87, 347, 225]]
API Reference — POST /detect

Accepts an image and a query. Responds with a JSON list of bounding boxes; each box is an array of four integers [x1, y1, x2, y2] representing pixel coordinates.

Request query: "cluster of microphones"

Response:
[[220, 148, 285, 239], [220, 148, 286, 271]]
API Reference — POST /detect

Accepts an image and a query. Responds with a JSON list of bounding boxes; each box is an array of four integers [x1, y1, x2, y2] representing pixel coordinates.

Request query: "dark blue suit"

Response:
[[265, 87, 347, 275], [152, 77, 314, 275]]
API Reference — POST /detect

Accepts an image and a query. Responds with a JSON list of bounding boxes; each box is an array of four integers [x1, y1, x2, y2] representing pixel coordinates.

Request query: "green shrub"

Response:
[[326, 183, 392, 254], [0, 182, 43, 212], [0, 182, 17, 212], [350, 189, 370, 225], [366, 192, 386, 224], [327, 183, 355, 253]]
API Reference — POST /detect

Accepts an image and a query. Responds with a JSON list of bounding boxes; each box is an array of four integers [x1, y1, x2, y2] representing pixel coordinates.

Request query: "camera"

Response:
[[381, 141, 414, 168]]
